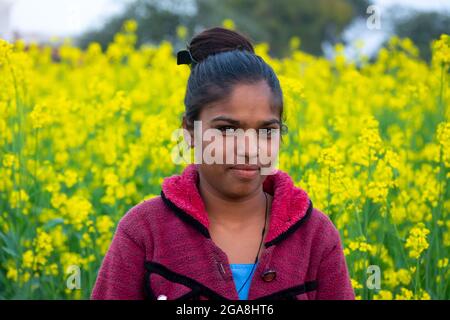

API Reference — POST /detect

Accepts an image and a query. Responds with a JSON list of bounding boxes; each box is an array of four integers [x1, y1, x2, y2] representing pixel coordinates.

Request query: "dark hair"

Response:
[[182, 27, 287, 134]]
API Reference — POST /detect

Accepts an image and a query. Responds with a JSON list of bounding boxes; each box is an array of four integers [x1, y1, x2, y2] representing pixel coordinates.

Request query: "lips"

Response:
[[230, 164, 260, 171], [228, 164, 260, 180]]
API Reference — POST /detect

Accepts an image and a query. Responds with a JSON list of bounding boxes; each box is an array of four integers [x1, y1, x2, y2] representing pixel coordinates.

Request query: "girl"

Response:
[[91, 27, 355, 300]]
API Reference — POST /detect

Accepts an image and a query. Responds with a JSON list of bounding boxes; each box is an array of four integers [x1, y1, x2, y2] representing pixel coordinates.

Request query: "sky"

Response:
[[326, 0, 450, 59], [5, 0, 450, 37], [1, 0, 449, 58], [7, 0, 128, 36], [375, 0, 450, 11]]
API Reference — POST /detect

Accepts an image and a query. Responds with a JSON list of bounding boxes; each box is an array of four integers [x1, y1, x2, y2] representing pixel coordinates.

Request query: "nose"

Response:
[[236, 129, 259, 163]]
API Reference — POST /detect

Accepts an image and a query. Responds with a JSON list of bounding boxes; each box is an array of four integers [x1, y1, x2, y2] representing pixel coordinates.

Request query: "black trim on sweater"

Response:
[[254, 280, 318, 300], [264, 199, 313, 248], [160, 190, 211, 239], [144, 267, 156, 300], [145, 261, 318, 301], [161, 190, 314, 249], [176, 287, 203, 300], [144, 261, 228, 300], [145, 261, 317, 301]]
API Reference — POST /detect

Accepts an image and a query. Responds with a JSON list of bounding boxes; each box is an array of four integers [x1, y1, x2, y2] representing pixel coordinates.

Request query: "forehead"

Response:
[[200, 81, 279, 123]]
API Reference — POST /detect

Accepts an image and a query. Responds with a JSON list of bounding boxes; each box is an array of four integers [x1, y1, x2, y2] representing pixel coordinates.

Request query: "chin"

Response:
[[224, 187, 254, 199], [224, 173, 262, 196]]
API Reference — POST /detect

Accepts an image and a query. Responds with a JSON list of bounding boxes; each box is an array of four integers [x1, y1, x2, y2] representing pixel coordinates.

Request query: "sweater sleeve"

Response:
[[315, 223, 355, 300], [91, 213, 146, 300]]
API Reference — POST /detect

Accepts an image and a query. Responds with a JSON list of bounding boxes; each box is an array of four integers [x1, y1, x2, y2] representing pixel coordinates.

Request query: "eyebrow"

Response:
[[210, 116, 281, 127]]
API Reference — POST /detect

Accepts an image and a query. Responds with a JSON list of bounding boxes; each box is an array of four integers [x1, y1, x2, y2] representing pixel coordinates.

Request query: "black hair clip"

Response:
[[177, 49, 198, 66]]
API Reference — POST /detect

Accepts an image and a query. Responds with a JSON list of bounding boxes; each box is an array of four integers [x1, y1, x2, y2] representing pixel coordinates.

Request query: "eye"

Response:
[[259, 128, 277, 136], [217, 126, 237, 134]]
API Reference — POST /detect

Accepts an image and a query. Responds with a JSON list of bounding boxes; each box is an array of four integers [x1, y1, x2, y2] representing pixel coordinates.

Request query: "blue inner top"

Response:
[[229, 263, 258, 300]]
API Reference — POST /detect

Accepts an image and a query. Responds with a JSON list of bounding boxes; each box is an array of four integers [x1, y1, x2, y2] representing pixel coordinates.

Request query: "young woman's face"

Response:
[[185, 80, 282, 199]]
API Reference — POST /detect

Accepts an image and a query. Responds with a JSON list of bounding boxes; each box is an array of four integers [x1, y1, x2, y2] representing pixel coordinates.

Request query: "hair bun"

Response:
[[187, 27, 255, 65]]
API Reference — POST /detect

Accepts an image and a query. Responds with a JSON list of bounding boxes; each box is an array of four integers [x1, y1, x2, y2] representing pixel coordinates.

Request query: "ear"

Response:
[[280, 123, 288, 145], [182, 115, 194, 148]]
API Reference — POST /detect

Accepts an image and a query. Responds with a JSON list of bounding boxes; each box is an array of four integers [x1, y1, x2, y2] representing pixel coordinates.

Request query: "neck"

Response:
[[198, 178, 269, 228]]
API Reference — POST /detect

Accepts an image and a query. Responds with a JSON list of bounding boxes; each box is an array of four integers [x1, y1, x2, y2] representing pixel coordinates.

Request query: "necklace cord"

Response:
[[236, 191, 269, 295]]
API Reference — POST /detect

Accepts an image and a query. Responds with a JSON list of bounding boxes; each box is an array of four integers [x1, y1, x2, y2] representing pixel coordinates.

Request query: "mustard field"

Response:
[[0, 21, 449, 299]]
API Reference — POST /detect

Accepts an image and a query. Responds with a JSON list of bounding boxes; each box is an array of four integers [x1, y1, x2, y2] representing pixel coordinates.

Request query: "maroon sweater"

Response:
[[91, 164, 355, 300]]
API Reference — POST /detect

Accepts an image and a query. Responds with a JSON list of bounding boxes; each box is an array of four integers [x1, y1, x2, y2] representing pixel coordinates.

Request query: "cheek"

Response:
[[258, 137, 280, 160], [202, 134, 237, 164], [200, 133, 228, 164], [224, 135, 236, 162]]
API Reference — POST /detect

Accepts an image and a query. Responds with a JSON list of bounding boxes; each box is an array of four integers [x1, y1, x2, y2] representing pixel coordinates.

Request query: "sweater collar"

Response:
[[160, 164, 313, 247]]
